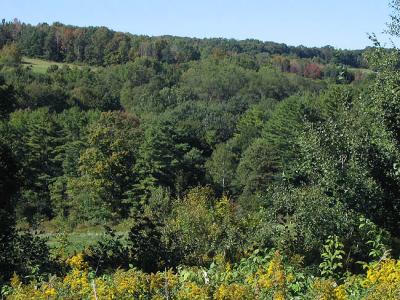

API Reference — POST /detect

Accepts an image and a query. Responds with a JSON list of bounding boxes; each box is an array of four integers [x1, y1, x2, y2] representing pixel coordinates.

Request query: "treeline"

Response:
[[0, 19, 366, 67]]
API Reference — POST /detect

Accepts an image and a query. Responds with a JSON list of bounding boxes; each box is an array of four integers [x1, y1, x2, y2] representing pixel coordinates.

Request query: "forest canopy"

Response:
[[1, 2, 400, 298]]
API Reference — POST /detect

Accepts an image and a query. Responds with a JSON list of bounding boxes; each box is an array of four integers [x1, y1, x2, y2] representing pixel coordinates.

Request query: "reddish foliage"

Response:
[[304, 62, 322, 79]]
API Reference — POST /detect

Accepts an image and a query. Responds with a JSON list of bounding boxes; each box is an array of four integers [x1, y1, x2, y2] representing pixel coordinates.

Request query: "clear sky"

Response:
[[1, 0, 396, 49]]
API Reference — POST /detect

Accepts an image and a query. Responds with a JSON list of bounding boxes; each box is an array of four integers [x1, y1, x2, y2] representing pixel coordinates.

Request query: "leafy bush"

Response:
[[84, 227, 130, 273]]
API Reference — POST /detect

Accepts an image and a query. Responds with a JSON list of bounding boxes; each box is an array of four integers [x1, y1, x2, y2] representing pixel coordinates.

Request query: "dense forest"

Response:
[[1, 1, 400, 299]]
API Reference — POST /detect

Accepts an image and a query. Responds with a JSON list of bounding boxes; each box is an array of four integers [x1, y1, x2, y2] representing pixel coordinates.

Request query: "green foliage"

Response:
[[0, 143, 54, 284], [255, 185, 356, 264], [0, 75, 16, 118], [8, 108, 61, 223], [129, 215, 164, 273], [359, 217, 390, 260], [319, 235, 345, 280], [67, 111, 141, 223], [5, 250, 400, 299], [9, 231, 54, 282], [261, 95, 312, 175], [2, 6, 400, 291], [164, 187, 250, 266], [0, 43, 21, 67], [206, 143, 237, 193], [181, 58, 249, 101], [236, 139, 280, 195], [84, 227, 129, 273], [0, 20, 366, 67], [244, 66, 295, 100]]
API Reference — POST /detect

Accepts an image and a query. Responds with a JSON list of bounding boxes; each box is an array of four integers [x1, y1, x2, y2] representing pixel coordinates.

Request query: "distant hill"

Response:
[[1, 19, 367, 67]]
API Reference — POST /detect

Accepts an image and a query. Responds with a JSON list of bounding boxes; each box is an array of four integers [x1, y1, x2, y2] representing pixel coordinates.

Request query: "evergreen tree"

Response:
[[9, 108, 61, 223]]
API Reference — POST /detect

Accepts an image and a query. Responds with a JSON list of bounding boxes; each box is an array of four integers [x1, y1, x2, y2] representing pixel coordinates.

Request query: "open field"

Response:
[[348, 67, 374, 75], [43, 231, 104, 254], [35, 221, 131, 255], [22, 57, 94, 74], [41, 229, 129, 255]]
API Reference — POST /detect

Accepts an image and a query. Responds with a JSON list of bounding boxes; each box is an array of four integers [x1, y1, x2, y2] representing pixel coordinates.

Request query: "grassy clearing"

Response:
[[349, 67, 374, 75], [36, 220, 131, 255], [42, 229, 128, 255], [43, 231, 104, 254], [22, 57, 94, 74]]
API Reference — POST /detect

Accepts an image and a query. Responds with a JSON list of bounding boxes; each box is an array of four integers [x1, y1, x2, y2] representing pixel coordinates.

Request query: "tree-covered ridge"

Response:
[[1, 19, 366, 67]]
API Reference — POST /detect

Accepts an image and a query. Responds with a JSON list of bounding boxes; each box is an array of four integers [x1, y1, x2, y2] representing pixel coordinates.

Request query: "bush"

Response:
[[84, 227, 130, 273], [0, 43, 21, 67]]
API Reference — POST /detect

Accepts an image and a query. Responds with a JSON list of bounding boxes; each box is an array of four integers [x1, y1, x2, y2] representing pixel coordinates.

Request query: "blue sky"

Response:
[[1, 0, 395, 49]]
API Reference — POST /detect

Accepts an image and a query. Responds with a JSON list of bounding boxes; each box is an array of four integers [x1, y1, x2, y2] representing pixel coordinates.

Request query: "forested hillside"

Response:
[[1, 1, 400, 299], [0, 19, 365, 67]]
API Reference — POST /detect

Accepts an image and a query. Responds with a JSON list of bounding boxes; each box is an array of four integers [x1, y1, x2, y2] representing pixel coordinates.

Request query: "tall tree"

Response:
[[8, 108, 61, 223], [67, 111, 141, 223]]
